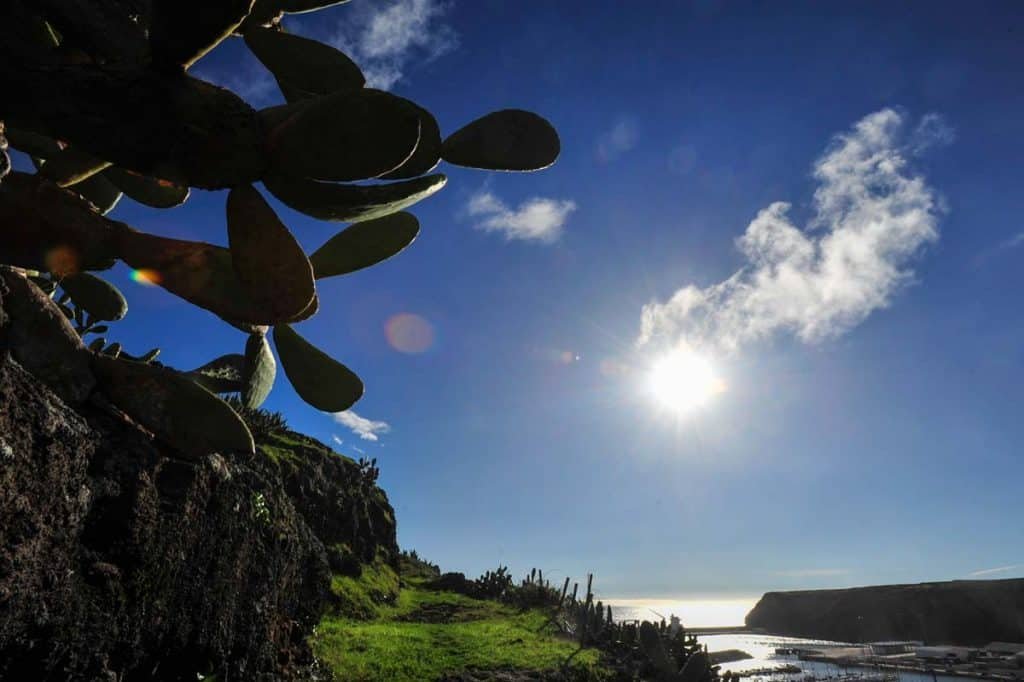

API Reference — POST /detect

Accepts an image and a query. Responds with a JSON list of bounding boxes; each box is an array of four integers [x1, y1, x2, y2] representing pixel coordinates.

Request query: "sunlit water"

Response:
[[606, 600, 964, 682], [608, 598, 759, 628]]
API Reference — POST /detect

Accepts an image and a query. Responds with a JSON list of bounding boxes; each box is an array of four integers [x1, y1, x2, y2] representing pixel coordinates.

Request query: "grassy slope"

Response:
[[313, 569, 603, 681]]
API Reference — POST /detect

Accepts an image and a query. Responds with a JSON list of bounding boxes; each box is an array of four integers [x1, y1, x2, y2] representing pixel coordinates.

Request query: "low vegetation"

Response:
[[313, 563, 605, 681], [312, 557, 723, 681]]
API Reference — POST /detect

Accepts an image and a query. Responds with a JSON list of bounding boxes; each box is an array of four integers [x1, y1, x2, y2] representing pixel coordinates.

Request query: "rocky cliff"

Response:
[[0, 356, 398, 680], [746, 579, 1024, 645]]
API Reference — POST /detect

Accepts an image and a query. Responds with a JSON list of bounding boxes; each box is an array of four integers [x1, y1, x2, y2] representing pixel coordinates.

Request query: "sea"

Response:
[[606, 599, 964, 682]]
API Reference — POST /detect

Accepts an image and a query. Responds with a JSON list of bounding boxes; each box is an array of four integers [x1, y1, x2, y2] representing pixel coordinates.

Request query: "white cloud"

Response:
[[327, 0, 457, 90], [467, 191, 577, 243], [333, 410, 391, 441], [331, 434, 344, 446], [597, 119, 638, 161], [639, 109, 947, 354], [775, 568, 848, 578], [969, 564, 1024, 578]]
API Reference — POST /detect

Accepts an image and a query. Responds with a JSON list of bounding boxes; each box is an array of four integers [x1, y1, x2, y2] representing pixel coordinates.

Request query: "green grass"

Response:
[[258, 431, 306, 468], [313, 581, 604, 681], [329, 555, 401, 620]]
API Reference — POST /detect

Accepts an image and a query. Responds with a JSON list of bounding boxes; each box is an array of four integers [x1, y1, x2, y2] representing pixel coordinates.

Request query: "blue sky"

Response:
[[18, 1, 1024, 599]]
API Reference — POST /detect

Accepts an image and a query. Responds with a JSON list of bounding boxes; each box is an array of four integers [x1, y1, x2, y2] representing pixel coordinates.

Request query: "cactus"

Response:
[[265, 89, 421, 182], [113, 228, 286, 325], [37, 145, 112, 188], [262, 171, 447, 223], [104, 167, 190, 209], [244, 26, 365, 100], [638, 620, 712, 682], [92, 354, 255, 457], [0, 125, 9, 183], [150, 0, 257, 70], [0, 172, 119, 276], [71, 173, 123, 216], [0, 0, 560, 457], [4, 128, 61, 161], [242, 332, 276, 409], [273, 323, 362, 412], [189, 354, 246, 393], [442, 110, 560, 172], [226, 184, 315, 322], [59, 272, 128, 322], [310, 212, 420, 279], [639, 621, 677, 677]]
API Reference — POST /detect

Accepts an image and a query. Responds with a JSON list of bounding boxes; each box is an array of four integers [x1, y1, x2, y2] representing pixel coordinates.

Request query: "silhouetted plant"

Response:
[[0, 0, 560, 457], [473, 566, 514, 601], [223, 396, 289, 439]]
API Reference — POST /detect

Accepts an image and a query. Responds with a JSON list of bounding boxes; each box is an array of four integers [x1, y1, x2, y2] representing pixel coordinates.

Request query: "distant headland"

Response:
[[746, 578, 1024, 645]]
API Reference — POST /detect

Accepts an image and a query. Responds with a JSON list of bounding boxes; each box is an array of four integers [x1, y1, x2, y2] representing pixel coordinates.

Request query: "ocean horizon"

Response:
[[606, 597, 760, 627]]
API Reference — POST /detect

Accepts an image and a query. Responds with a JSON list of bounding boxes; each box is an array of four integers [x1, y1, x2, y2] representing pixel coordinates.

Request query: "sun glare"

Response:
[[647, 350, 724, 413]]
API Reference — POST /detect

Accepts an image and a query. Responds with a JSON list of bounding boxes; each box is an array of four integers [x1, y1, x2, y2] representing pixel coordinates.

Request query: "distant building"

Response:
[[915, 646, 975, 663], [986, 643, 1024, 656], [871, 641, 921, 656]]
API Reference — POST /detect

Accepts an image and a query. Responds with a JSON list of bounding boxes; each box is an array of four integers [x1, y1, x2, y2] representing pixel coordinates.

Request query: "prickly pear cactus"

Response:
[[0, 0, 560, 456]]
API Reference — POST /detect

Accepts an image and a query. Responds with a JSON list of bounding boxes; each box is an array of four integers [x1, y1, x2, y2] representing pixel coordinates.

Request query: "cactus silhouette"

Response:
[[0, 1, 559, 456]]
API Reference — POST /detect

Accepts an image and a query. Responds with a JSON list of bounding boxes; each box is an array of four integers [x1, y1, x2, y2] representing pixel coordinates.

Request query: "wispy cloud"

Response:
[[999, 232, 1024, 250], [969, 564, 1024, 578], [327, 0, 457, 90], [331, 434, 344, 447], [775, 568, 849, 578], [467, 191, 577, 243], [639, 109, 948, 354], [911, 112, 955, 153], [597, 118, 638, 162], [333, 410, 391, 441]]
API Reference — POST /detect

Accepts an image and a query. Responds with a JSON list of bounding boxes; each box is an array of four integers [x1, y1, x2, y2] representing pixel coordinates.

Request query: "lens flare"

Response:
[[385, 313, 434, 354], [45, 246, 80, 277], [129, 268, 161, 286]]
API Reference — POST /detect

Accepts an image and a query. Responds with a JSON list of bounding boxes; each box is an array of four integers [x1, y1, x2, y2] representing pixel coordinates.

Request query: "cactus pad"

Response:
[[245, 27, 365, 101], [115, 228, 292, 325], [60, 272, 128, 321], [381, 101, 443, 180], [92, 354, 255, 456], [262, 172, 446, 223], [265, 89, 421, 182], [242, 332, 276, 408], [273, 323, 363, 411], [442, 109, 560, 171], [105, 167, 190, 209], [71, 173, 123, 216], [227, 184, 316, 322], [150, 0, 258, 69], [189, 353, 245, 393], [38, 146, 112, 188], [310, 211, 419, 279]]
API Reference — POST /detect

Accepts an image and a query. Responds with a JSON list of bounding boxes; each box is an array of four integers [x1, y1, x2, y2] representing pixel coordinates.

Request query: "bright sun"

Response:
[[647, 350, 724, 413]]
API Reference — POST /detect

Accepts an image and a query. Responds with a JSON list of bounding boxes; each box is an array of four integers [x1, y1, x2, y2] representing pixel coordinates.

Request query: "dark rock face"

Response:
[[746, 579, 1024, 645], [0, 358, 398, 680]]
